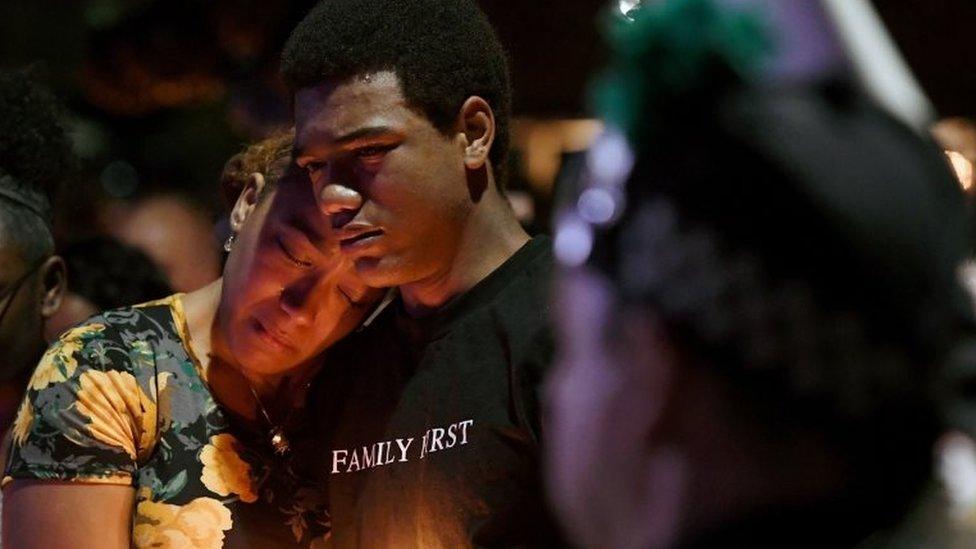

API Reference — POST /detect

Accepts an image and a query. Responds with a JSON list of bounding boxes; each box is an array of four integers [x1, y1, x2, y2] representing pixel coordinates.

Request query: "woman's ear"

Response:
[[39, 255, 66, 319], [229, 172, 267, 232], [456, 96, 496, 171]]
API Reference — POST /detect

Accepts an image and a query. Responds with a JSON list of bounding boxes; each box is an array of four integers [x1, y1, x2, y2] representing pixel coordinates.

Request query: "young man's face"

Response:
[[293, 71, 473, 289]]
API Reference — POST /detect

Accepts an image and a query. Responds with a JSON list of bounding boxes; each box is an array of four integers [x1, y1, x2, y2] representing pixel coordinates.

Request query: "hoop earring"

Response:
[[223, 233, 236, 252]]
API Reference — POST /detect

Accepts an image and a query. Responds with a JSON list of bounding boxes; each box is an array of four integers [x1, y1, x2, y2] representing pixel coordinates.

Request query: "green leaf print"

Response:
[[157, 470, 187, 501]]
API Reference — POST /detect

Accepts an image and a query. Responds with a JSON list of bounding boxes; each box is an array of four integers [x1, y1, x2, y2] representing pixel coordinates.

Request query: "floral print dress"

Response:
[[3, 295, 331, 548]]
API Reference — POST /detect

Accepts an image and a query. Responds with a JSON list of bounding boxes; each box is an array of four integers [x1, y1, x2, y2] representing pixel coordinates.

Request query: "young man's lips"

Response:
[[339, 229, 384, 251]]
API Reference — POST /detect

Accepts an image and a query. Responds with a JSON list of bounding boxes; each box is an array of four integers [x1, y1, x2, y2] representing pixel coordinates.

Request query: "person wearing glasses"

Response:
[[0, 70, 69, 470], [3, 131, 384, 548]]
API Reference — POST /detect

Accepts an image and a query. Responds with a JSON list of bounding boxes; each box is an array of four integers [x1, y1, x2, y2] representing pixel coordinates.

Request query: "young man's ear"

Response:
[[39, 255, 66, 319], [456, 96, 496, 171], [229, 173, 267, 232]]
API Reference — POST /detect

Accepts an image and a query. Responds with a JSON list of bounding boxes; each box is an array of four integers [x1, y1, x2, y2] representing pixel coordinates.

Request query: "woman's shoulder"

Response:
[[34, 294, 185, 383], [57, 293, 182, 345]]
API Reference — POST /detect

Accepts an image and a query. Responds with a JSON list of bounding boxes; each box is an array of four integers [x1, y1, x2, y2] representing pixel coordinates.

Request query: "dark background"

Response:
[[0, 0, 971, 232]]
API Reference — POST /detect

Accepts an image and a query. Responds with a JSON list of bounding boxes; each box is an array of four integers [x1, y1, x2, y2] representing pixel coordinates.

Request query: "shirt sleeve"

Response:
[[3, 318, 163, 487]]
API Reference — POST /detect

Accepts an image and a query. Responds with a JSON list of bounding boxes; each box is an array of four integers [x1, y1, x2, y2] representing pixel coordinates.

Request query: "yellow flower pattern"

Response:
[[200, 434, 257, 503], [11, 398, 33, 447], [30, 323, 105, 390], [132, 496, 233, 548], [73, 369, 170, 461], [5, 296, 332, 545]]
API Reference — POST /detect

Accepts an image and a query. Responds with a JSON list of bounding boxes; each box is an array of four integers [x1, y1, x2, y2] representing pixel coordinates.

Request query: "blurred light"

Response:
[[69, 118, 109, 160], [555, 215, 594, 267], [938, 431, 976, 521], [100, 160, 139, 198], [578, 188, 618, 225], [618, 0, 642, 20], [946, 150, 974, 191], [510, 118, 602, 193], [586, 129, 634, 191]]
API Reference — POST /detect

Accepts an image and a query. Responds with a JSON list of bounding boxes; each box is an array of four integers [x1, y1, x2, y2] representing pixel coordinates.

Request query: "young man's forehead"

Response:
[[295, 72, 403, 119], [294, 72, 410, 141]]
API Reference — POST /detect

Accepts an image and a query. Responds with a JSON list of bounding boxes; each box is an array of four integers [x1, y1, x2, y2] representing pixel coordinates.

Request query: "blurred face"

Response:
[[0, 243, 46, 381], [546, 266, 684, 549], [219, 166, 383, 377], [110, 195, 221, 292], [294, 71, 472, 288]]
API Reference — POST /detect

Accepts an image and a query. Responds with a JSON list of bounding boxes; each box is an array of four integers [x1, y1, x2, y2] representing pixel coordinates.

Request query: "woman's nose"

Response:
[[318, 183, 363, 228], [279, 278, 316, 326]]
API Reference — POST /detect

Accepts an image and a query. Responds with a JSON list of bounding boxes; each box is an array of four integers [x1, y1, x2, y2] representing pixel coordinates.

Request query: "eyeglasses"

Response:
[[0, 256, 48, 329]]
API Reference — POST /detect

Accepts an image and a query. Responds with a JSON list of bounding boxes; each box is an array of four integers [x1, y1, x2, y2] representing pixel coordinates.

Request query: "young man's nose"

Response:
[[318, 183, 363, 228]]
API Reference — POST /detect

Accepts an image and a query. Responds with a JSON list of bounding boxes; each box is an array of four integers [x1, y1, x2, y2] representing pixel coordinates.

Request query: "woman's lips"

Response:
[[252, 318, 295, 351]]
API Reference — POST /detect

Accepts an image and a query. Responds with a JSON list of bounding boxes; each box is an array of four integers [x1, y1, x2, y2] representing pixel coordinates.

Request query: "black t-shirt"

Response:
[[311, 236, 562, 548]]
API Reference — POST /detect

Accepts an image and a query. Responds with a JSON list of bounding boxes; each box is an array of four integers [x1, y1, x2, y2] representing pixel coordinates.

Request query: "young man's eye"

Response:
[[356, 144, 394, 161]]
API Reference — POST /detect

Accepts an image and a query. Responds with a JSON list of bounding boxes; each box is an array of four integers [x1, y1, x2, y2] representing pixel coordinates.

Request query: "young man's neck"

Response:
[[400, 191, 529, 317]]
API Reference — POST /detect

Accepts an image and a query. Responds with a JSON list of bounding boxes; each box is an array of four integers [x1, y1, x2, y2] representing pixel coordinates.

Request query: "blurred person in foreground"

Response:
[[3, 131, 383, 548], [281, 0, 559, 546], [43, 237, 173, 342], [546, 0, 976, 547], [108, 192, 222, 292], [0, 70, 69, 457]]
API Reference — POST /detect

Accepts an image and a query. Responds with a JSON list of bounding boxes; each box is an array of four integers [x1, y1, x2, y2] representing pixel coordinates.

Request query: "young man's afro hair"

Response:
[[281, 0, 512, 183]]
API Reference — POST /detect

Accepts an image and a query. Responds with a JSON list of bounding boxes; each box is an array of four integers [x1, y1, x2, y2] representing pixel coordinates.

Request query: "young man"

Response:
[[0, 69, 68, 465], [281, 0, 559, 546]]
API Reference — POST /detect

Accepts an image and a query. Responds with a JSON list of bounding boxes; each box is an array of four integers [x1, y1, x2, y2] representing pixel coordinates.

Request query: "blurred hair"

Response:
[[61, 237, 172, 311], [599, 112, 961, 525], [281, 0, 511, 185], [219, 128, 294, 208], [0, 69, 75, 209], [0, 69, 74, 262]]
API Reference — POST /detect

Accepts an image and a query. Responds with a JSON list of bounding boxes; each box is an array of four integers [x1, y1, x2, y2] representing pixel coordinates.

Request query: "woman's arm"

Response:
[[3, 481, 134, 549]]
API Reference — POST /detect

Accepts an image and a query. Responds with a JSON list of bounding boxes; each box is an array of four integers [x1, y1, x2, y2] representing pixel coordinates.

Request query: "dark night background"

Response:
[[0, 0, 971, 238]]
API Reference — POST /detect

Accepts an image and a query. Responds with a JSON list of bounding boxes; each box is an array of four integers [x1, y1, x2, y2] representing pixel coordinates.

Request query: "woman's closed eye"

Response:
[[276, 235, 313, 269], [304, 160, 328, 176]]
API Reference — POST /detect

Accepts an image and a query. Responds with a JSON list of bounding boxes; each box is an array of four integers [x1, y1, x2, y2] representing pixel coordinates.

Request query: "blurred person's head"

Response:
[[216, 130, 383, 378], [109, 192, 221, 292], [44, 236, 172, 341], [282, 0, 517, 291], [0, 70, 69, 383], [546, 2, 975, 547]]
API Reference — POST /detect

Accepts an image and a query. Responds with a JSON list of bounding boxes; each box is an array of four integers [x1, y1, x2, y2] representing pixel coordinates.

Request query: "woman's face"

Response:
[[219, 164, 383, 376]]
